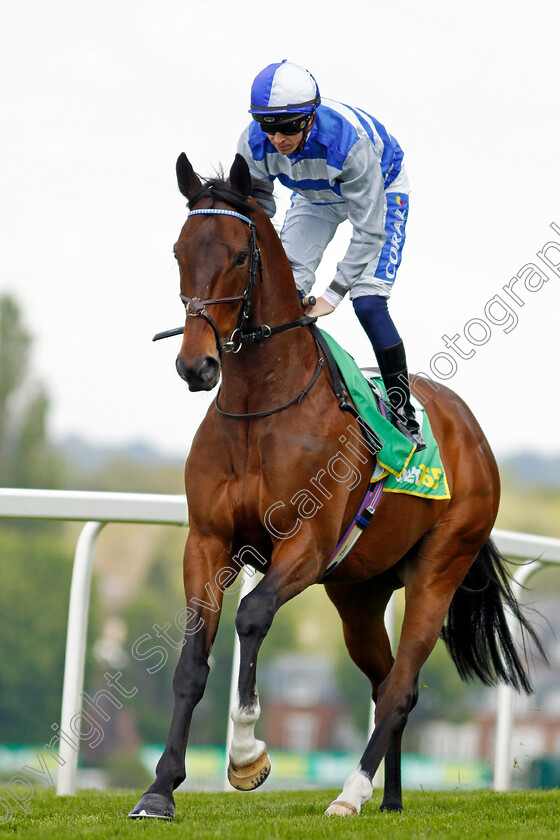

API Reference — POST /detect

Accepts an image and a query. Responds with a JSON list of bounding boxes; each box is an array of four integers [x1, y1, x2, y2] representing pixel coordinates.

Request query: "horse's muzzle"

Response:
[[176, 354, 220, 391]]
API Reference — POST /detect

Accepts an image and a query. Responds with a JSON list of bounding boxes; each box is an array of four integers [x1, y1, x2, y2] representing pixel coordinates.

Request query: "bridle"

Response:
[[153, 206, 317, 353], [177, 208, 263, 355], [154, 204, 324, 419]]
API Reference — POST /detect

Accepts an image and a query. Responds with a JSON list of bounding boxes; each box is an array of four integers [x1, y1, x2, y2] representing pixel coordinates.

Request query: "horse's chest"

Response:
[[226, 450, 294, 521]]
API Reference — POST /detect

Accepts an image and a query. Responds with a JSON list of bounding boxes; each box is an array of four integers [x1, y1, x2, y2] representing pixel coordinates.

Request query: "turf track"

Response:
[[2, 789, 559, 839]]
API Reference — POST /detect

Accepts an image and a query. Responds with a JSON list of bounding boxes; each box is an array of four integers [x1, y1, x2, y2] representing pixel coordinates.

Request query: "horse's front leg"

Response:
[[226, 578, 274, 791], [227, 539, 322, 790], [129, 533, 229, 819]]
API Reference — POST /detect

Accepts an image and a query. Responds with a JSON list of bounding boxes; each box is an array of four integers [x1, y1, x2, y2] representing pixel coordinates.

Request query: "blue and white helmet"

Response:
[[249, 60, 320, 131]]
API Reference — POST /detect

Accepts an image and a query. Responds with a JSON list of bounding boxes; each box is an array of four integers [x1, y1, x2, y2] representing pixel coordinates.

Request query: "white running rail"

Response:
[[490, 529, 560, 791], [1, 489, 559, 795], [0, 488, 188, 795]]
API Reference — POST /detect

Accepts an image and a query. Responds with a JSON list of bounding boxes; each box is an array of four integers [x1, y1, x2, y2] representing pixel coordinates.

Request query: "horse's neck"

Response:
[[219, 211, 318, 411], [255, 214, 307, 332]]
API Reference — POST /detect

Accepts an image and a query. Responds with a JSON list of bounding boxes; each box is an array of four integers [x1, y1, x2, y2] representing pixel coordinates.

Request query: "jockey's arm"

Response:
[[321, 139, 386, 308]]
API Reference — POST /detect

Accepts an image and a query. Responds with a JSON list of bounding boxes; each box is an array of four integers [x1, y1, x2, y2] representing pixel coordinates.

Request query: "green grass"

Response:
[[2, 789, 559, 839]]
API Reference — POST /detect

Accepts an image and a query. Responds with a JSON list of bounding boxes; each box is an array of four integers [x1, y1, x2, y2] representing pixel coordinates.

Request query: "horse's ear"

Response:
[[229, 154, 252, 198], [176, 153, 202, 200]]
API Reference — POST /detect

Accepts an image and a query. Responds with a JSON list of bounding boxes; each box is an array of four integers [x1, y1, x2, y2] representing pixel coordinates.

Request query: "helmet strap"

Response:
[[294, 113, 316, 153]]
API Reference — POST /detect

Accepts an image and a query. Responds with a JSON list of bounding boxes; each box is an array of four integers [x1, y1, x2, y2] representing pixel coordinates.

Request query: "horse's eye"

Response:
[[235, 252, 248, 267]]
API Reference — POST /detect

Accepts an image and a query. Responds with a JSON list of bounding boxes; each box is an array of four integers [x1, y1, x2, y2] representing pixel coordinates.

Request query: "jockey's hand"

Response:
[[305, 296, 335, 318]]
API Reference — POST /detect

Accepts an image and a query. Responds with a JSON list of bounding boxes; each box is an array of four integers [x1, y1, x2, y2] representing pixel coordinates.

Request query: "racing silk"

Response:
[[237, 98, 405, 302]]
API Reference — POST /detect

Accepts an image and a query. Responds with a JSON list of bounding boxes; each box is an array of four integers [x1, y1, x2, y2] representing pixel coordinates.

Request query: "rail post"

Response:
[[57, 522, 105, 795]]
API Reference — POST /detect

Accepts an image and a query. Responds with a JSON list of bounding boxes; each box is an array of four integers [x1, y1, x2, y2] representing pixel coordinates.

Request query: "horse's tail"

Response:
[[440, 537, 546, 694]]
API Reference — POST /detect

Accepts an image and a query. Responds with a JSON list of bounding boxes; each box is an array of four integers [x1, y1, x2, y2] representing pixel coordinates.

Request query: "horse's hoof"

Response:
[[128, 792, 175, 819], [380, 801, 403, 813], [227, 750, 271, 790], [325, 800, 358, 816]]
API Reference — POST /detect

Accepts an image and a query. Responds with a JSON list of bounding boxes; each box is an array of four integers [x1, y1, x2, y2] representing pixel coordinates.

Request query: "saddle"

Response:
[[312, 326, 450, 500]]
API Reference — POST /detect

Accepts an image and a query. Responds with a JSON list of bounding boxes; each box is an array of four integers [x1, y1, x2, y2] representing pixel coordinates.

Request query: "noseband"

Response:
[[178, 208, 262, 355]]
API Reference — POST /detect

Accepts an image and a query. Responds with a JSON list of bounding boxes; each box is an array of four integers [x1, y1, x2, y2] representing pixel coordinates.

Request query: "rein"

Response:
[[215, 353, 324, 419], [152, 314, 317, 347]]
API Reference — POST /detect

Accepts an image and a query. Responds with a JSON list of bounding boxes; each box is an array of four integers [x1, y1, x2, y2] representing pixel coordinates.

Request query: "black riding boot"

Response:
[[375, 341, 426, 452]]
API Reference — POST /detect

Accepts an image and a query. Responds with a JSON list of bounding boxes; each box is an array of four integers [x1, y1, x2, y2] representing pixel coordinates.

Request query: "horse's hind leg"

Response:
[[324, 572, 406, 815], [326, 532, 483, 817]]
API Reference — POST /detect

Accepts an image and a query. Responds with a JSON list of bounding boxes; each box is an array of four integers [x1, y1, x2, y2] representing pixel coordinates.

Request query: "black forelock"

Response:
[[187, 173, 271, 216], [188, 178, 251, 214]]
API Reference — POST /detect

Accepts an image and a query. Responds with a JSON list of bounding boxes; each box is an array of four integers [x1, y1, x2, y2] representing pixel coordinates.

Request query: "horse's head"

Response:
[[173, 153, 262, 391]]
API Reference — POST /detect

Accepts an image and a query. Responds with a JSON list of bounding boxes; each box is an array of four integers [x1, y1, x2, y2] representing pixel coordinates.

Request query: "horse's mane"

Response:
[[188, 172, 272, 216]]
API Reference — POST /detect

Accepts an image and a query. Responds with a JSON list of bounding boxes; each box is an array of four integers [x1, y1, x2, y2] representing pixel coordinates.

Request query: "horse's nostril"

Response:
[[176, 355, 219, 391], [199, 357, 219, 382]]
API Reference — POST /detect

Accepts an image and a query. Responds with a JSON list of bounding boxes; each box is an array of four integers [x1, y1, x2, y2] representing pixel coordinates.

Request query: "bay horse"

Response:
[[129, 153, 542, 820]]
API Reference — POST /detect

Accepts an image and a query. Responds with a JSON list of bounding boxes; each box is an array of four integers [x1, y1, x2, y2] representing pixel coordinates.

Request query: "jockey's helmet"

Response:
[[249, 60, 320, 134]]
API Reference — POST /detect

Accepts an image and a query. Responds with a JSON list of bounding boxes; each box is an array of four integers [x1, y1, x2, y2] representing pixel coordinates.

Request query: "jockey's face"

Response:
[[265, 130, 304, 155]]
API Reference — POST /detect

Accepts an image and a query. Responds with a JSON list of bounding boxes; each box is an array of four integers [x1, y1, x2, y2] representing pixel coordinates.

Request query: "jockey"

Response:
[[237, 59, 425, 451]]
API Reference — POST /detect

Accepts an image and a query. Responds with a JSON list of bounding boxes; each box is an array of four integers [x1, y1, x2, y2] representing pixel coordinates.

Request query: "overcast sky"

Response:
[[1, 0, 559, 462]]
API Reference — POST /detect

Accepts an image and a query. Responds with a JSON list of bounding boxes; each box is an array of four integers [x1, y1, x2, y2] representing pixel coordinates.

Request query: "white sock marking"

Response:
[[229, 692, 266, 767], [330, 768, 373, 814]]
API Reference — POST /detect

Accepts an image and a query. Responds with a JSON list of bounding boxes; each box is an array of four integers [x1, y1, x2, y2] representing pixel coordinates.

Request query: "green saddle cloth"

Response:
[[319, 329, 450, 500]]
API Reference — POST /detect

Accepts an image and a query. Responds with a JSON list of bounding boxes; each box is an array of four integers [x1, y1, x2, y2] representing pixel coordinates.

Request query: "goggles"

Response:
[[253, 113, 311, 136]]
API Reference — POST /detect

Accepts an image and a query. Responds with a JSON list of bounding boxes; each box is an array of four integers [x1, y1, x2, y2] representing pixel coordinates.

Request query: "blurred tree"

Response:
[[0, 293, 64, 488], [0, 295, 100, 744], [0, 527, 73, 741]]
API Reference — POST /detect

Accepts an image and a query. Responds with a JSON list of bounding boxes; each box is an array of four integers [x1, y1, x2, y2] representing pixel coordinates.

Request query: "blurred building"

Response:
[[261, 653, 362, 752]]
